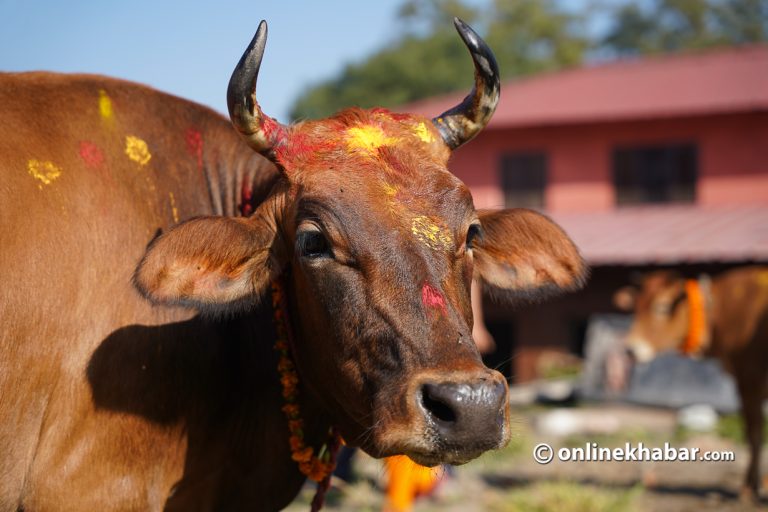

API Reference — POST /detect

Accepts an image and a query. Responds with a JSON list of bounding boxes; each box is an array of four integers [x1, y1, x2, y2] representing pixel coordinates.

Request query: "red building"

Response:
[[408, 45, 768, 382]]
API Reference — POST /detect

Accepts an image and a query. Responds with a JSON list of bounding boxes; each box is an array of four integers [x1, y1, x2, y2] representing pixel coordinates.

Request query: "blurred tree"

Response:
[[288, 0, 588, 121], [602, 0, 768, 55], [289, 0, 767, 121]]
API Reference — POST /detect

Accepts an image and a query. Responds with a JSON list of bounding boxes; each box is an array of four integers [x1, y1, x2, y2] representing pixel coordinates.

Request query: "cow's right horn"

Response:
[[227, 20, 286, 161], [432, 18, 500, 150]]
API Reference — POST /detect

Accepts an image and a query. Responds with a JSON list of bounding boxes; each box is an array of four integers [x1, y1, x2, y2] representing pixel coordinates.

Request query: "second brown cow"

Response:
[[617, 266, 768, 499]]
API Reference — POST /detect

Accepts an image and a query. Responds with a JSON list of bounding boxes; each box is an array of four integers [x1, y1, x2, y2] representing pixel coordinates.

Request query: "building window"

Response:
[[499, 152, 547, 209], [612, 143, 697, 206]]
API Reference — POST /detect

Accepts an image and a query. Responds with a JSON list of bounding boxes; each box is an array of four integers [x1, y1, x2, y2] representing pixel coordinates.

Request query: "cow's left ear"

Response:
[[133, 200, 286, 312], [473, 209, 588, 303]]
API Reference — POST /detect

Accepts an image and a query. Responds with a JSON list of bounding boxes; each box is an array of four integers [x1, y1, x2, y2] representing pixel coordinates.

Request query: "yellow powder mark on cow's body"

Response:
[[27, 159, 62, 187], [98, 89, 113, 121], [411, 215, 453, 251], [125, 135, 151, 166], [347, 125, 397, 154], [413, 122, 435, 143], [169, 192, 180, 223], [757, 271, 768, 288]]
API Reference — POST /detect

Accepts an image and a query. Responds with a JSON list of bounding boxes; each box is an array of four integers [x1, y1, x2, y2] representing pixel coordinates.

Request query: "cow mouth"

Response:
[[404, 445, 492, 467], [355, 424, 508, 467]]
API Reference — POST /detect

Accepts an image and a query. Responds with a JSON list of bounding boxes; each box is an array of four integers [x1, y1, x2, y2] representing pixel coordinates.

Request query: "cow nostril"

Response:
[[420, 384, 457, 424]]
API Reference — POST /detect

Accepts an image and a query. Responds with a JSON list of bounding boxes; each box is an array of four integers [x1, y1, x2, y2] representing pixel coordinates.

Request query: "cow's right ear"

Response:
[[473, 208, 588, 304], [133, 206, 285, 312]]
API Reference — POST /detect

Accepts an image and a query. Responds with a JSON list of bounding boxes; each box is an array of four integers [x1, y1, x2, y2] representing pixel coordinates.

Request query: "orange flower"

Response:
[[299, 461, 314, 475], [307, 459, 335, 482], [288, 419, 304, 434], [274, 340, 289, 351], [277, 357, 294, 372], [292, 446, 314, 463], [281, 373, 299, 387], [289, 435, 304, 452], [282, 404, 300, 417]]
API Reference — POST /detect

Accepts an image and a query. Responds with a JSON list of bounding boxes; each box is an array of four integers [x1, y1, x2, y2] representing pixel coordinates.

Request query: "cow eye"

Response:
[[466, 223, 483, 250], [297, 228, 331, 259]]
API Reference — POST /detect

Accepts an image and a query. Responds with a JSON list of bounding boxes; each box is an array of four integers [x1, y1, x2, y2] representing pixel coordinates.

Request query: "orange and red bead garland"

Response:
[[271, 280, 341, 512]]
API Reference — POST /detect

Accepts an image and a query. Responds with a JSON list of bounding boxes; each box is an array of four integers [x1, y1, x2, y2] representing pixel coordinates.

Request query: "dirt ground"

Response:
[[285, 403, 767, 512]]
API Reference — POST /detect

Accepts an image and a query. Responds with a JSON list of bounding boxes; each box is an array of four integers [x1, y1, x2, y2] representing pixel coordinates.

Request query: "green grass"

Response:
[[673, 412, 767, 445], [715, 413, 768, 444], [489, 481, 641, 512]]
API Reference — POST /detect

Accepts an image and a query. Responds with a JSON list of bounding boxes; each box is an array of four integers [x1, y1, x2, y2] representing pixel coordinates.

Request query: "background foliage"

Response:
[[288, 0, 767, 121]]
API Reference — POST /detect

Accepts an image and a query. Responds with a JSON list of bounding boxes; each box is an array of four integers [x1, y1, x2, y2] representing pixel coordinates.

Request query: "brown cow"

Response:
[[616, 266, 768, 499], [0, 19, 586, 511]]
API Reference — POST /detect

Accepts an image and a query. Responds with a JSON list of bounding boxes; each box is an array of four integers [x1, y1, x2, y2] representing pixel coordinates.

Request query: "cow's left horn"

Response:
[[227, 20, 286, 160], [432, 18, 500, 150]]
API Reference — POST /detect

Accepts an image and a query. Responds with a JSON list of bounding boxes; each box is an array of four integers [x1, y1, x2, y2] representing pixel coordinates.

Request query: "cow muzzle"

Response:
[[402, 369, 510, 466]]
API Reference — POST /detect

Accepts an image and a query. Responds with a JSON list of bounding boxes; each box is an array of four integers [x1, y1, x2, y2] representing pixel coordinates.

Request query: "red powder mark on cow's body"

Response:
[[422, 283, 447, 315], [185, 128, 204, 169], [240, 180, 255, 217], [79, 141, 104, 169]]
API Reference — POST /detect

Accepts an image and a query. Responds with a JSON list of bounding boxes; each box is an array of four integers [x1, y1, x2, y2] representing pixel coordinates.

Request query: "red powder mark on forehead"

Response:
[[422, 283, 447, 314], [261, 113, 288, 145], [274, 130, 339, 167], [271, 107, 447, 174], [185, 128, 203, 169], [79, 141, 104, 169], [370, 107, 413, 122]]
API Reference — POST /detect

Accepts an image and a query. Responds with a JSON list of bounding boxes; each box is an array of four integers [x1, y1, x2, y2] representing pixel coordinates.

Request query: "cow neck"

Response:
[[681, 277, 711, 356], [271, 277, 341, 512]]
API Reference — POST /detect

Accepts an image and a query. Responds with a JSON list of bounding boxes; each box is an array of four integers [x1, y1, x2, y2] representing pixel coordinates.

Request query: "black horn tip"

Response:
[[227, 20, 269, 120], [227, 20, 285, 159], [432, 18, 500, 150], [453, 17, 499, 85]]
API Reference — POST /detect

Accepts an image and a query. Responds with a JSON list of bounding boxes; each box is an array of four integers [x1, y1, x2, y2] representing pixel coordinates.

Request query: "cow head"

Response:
[[614, 271, 699, 362], [134, 19, 587, 466]]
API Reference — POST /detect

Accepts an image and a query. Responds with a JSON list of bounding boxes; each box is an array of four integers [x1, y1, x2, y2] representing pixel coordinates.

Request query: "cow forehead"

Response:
[[273, 108, 474, 237], [272, 108, 451, 175], [635, 272, 685, 309], [642, 272, 683, 294]]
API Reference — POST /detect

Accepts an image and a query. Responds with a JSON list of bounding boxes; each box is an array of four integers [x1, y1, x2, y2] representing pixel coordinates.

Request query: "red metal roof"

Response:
[[551, 205, 768, 265], [406, 45, 768, 127]]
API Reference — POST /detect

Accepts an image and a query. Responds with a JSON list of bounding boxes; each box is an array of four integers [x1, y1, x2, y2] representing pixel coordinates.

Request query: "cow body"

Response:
[[1, 20, 587, 512], [621, 266, 768, 498], [0, 72, 313, 510]]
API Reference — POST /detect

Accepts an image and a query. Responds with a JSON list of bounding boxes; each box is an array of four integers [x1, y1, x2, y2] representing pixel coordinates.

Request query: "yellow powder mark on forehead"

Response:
[[27, 159, 62, 186], [346, 125, 396, 154], [125, 135, 151, 165], [758, 271, 768, 288], [383, 182, 398, 196], [413, 122, 435, 143], [98, 89, 113, 121], [411, 215, 453, 251]]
